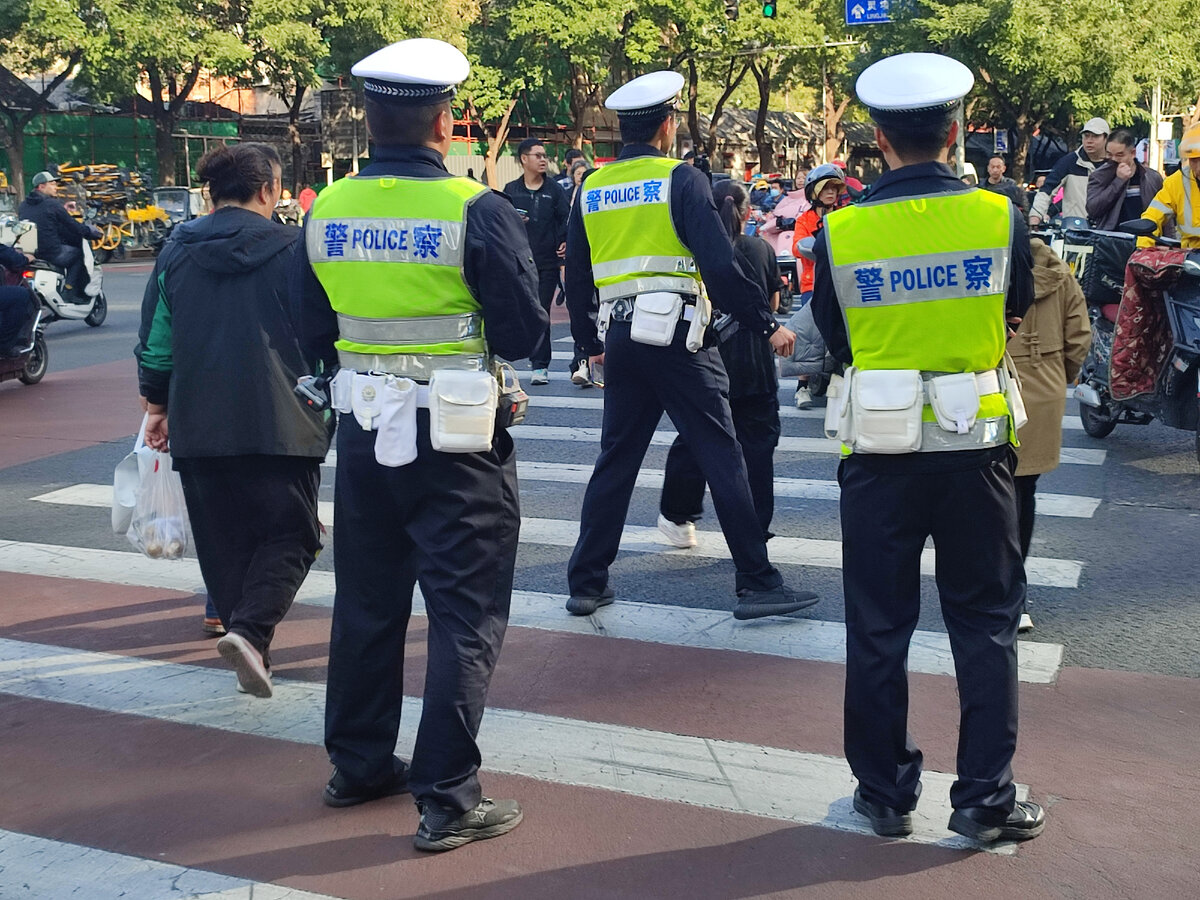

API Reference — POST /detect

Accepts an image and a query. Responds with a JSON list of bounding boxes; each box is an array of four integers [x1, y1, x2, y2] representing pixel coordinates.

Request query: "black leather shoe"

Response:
[[323, 756, 410, 808], [733, 584, 819, 620], [949, 800, 1045, 842], [853, 787, 913, 837], [414, 798, 523, 852], [565, 586, 615, 616]]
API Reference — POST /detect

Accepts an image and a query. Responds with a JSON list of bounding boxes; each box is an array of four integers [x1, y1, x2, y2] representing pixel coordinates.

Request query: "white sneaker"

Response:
[[794, 385, 813, 409], [657, 513, 697, 549], [571, 361, 591, 386], [531, 369, 549, 385], [1018, 612, 1034, 633], [217, 632, 273, 698]]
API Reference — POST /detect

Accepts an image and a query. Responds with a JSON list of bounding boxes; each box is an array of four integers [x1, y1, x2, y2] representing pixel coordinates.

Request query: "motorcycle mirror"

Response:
[[795, 236, 817, 262], [1183, 258, 1200, 278], [1118, 218, 1156, 237]]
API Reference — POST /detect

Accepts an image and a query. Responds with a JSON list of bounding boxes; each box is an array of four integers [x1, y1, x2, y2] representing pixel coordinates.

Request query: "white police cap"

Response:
[[352, 38, 470, 106], [856, 53, 973, 124], [605, 71, 685, 117]]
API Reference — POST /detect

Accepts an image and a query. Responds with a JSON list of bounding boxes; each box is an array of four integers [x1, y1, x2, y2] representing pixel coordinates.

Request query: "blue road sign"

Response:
[[846, 0, 891, 25]]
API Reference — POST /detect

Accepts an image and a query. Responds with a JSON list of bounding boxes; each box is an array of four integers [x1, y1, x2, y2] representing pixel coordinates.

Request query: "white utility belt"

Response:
[[330, 366, 512, 466], [597, 290, 712, 352], [822, 361, 1028, 455]]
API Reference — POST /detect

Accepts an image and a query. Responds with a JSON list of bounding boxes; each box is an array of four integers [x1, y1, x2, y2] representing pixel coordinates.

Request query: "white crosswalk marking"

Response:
[[0, 540, 1064, 682], [0, 637, 1026, 853], [0, 829, 344, 900]]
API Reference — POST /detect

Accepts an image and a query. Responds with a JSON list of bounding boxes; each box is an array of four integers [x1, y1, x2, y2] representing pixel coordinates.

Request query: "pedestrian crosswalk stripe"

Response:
[[0, 829, 344, 900], [515, 517, 1083, 588], [0, 540, 1064, 682], [0, 638, 1025, 853], [24, 488, 1085, 587]]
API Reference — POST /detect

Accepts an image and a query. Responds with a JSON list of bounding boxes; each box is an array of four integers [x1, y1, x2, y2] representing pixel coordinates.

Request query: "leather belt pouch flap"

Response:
[[374, 377, 419, 467], [630, 291, 683, 346], [851, 369, 923, 453], [428, 369, 497, 453], [927, 372, 981, 435], [823, 367, 856, 443]]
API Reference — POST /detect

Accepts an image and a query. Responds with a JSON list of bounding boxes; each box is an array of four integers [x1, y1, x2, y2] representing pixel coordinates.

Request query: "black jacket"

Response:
[[503, 174, 570, 271], [565, 144, 777, 357], [18, 191, 95, 260], [135, 207, 329, 460], [291, 146, 546, 372]]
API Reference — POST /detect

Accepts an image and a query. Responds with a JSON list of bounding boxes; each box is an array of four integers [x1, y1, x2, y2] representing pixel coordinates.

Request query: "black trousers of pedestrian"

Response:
[[529, 268, 559, 369], [178, 455, 322, 668], [568, 321, 782, 596], [838, 447, 1025, 816], [325, 413, 519, 814], [50, 245, 86, 300], [660, 391, 781, 541], [1014, 473, 1039, 608]]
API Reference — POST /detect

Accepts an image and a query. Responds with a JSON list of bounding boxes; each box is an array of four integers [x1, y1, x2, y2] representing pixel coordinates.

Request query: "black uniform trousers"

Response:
[[178, 455, 322, 668], [838, 447, 1024, 817], [529, 267, 587, 372], [568, 321, 782, 596], [660, 392, 781, 541], [325, 413, 519, 814]]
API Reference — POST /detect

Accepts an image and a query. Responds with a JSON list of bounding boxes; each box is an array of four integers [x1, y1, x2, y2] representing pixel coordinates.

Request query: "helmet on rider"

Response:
[[804, 163, 845, 207], [1179, 123, 1200, 159]]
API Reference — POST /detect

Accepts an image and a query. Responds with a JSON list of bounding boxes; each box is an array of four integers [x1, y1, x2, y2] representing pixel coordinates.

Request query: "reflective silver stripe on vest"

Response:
[[1182, 170, 1200, 237], [597, 275, 702, 302], [307, 218, 465, 265], [832, 248, 1012, 309], [336, 349, 490, 381], [592, 255, 699, 280], [335, 312, 482, 346], [917, 415, 1009, 451]]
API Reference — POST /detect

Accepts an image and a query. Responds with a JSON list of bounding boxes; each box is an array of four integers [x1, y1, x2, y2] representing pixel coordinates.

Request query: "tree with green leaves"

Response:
[[0, 0, 94, 192], [82, 0, 250, 184]]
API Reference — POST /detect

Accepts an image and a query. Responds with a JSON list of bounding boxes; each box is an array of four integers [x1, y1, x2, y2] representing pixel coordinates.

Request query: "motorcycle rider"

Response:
[[0, 243, 37, 356], [18, 171, 102, 302], [1140, 123, 1200, 248], [1029, 117, 1109, 226]]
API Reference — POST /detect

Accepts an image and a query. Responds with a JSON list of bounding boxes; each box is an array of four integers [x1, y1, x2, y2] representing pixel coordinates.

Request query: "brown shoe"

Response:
[[202, 616, 226, 636]]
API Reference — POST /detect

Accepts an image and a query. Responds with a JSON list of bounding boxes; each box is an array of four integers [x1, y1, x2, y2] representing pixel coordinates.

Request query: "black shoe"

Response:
[[852, 788, 914, 837], [414, 798, 523, 852], [948, 800, 1045, 843], [733, 584, 819, 620], [323, 756, 410, 808], [565, 586, 615, 616]]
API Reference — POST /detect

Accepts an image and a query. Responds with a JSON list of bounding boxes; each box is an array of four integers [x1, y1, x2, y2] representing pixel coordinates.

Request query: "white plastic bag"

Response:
[[126, 451, 190, 560], [112, 415, 156, 534]]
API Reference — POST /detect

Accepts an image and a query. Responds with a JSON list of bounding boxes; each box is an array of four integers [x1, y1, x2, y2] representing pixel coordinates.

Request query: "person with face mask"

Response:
[[761, 177, 786, 212]]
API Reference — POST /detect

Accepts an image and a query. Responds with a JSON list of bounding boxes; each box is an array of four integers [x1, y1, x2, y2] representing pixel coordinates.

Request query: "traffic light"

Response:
[[724, 0, 739, 19], [762, 0, 776, 17]]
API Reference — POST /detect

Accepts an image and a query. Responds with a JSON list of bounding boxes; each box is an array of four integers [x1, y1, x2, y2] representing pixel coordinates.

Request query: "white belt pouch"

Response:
[[926, 372, 981, 435], [684, 293, 712, 353], [823, 367, 856, 444], [850, 369, 924, 454], [428, 369, 497, 453], [374, 377, 420, 467], [1003, 353, 1029, 431], [630, 291, 683, 346]]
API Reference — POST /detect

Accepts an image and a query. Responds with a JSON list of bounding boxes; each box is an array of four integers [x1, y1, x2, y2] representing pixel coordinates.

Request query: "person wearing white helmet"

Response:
[[1029, 116, 1110, 225], [1140, 122, 1200, 247], [809, 52, 1043, 845], [292, 37, 546, 852], [562, 69, 820, 622]]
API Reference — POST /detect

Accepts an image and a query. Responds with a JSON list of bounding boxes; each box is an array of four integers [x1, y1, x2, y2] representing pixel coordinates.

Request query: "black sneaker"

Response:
[[323, 756, 410, 808], [565, 586, 615, 616], [733, 584, 819, 620], [852, 787, 913, 837], [948, 800, 1046, 843], [414, 798, 523, 852]]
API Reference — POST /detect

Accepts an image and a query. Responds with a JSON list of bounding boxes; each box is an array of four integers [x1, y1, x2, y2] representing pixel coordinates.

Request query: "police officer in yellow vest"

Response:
[[291, 39, 546, 852], [810, 53, 1044, 844], [564, 70, 820, 620]]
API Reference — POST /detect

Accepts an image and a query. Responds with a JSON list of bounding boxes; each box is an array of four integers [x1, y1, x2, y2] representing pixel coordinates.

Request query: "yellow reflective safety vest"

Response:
[[1142, 167, 1200, 248], [579, 156, 702, 301], [825, 187, 1017, 451], [306, 175, 490, 378]]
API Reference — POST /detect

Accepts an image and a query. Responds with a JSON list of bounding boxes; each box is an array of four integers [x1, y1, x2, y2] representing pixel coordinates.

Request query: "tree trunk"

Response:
[[1013, 115, 1033, 184], [686, 57, 701, 160], [823, 74, 850, 163], [288, 84, 308, 195], [147, 60, 202, 186], [750, 61, 774, 173], [705, 60, 750, 159], [478, 97, 517, 190], [0, 116, 26, 195]]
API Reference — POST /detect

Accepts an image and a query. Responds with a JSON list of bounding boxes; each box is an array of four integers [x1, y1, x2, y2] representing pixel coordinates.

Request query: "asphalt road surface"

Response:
[[0, 261, 1196, 898]]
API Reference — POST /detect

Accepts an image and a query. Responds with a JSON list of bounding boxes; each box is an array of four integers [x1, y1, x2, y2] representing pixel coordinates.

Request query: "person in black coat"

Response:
[[0, 244, 38, 355], [18, 171, 101, 300], [135, 143, 329, 699]]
